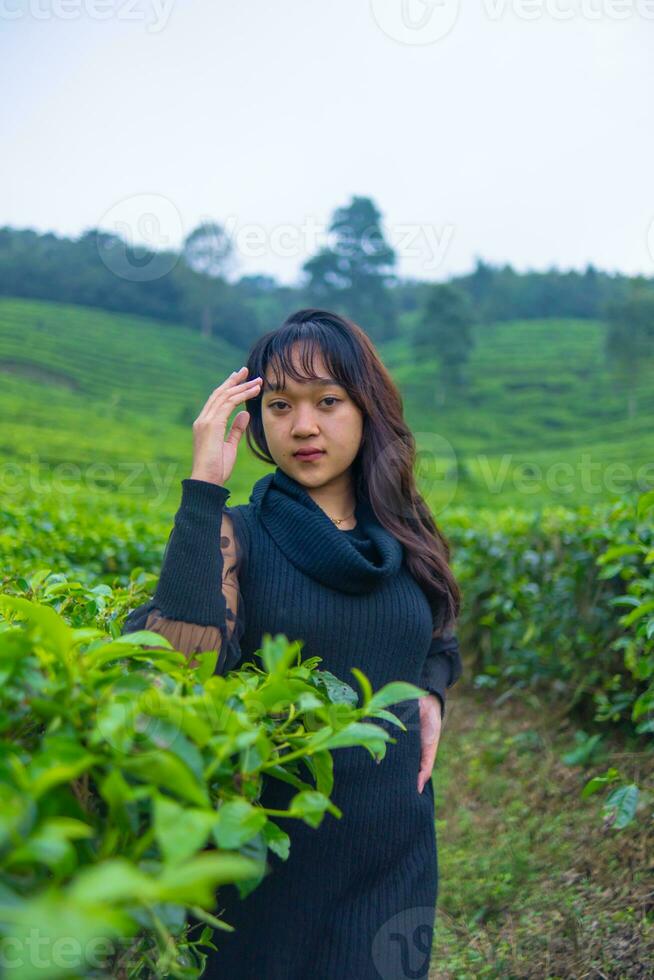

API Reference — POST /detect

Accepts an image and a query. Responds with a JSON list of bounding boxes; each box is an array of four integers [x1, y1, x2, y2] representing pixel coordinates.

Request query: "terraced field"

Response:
[[2, 297, 652, 516]]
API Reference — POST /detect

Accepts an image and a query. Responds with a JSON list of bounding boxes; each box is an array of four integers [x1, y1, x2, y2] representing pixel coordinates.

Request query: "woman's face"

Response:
[[260, 346, 364, 488]]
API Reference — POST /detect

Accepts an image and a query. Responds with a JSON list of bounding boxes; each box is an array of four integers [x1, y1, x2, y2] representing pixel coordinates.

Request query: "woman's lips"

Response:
[[294, 451, 325, 462]]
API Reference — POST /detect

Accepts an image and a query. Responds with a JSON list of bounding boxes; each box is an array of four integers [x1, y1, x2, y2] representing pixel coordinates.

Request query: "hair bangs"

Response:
[[261, 318, 355, 395]]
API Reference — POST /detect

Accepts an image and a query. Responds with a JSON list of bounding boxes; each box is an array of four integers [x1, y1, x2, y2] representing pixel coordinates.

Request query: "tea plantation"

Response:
[[1, 297, 652, 977]]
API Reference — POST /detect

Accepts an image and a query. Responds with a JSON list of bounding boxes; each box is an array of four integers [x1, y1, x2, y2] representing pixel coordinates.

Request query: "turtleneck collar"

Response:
[[249, 466, 403, 594]]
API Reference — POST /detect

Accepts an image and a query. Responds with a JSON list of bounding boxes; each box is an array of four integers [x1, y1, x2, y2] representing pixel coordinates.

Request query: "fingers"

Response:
[[206, 367, 255, 403], [197, 369, 262, 422], [417, 768, 432, 795], [417, 699, 441, 793], [417, 739, 438, 793], [225, 410, 250, 446]]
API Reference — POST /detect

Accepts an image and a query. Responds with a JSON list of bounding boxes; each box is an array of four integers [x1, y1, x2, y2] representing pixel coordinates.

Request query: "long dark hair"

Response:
[[243, 308, 461, 637]]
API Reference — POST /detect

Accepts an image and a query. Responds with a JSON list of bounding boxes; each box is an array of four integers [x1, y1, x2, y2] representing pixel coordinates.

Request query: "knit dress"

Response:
[[122, 466, 462, 980]]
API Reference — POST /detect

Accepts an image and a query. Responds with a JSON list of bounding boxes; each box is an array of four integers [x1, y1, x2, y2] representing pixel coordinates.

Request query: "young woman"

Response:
[[122, 308, 462, 980]]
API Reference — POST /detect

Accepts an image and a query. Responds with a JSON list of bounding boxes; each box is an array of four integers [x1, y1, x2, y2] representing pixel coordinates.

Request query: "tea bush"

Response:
[[447, 490, 654, 738], [0, 585, 424, 979]]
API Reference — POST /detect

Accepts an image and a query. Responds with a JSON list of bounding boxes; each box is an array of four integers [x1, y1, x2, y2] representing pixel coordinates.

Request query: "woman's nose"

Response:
[[291, 408, 319, 434]]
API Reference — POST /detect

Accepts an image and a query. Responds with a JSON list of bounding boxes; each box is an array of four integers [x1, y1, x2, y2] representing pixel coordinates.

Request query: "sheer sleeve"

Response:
[[120, 479, 247, 675], [419, 627, 462, 717]]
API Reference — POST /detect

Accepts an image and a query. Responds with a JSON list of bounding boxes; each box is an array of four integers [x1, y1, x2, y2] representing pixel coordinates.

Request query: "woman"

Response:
[[122, 308, 462, 979]]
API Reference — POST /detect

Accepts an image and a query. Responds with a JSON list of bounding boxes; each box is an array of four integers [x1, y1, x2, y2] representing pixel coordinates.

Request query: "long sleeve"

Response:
[[419, 628, 462, 717], [120, 479, 246, 674]]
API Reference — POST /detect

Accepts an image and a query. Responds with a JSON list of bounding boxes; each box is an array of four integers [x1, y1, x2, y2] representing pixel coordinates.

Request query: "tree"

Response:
[[181, 222, 235, 337], [605, 280, 654, 419], [300, 196, 398, 341], [464, 256, 494, 312], [415, 283, 475, 399]]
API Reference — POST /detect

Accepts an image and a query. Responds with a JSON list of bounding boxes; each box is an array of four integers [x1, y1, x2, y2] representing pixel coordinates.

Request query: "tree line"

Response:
[[1, 194, 652, 410]]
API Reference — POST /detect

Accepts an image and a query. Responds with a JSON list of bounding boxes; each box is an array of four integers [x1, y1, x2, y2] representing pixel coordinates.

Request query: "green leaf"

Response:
[[30, 754, 101, 798], [318, 721, 392, 755], [367, 681, 427, 712], [194, 647, 218, 683], [85, 634, 187, 670], [621, 599, 654, 626], [259, 633, 302, 675], [156, 852, 264, 906], [121, 751, 209, 807], [603, 784, 639, 829], [305, 749, 334, 797], [636, 489, 654, 519], [69, 858, 159, 903], [315, 670, 359, 706], [598, 544, 642, 563], [350, 667, 373, 707], [0, 594, 73, 653], [153, 795, 216, 864], [262, 819, 291, 861], [287, 789, 340, 827], [213, 799, 267, 849], [561, 732, 603, 767], [370, 707, 408, 730]]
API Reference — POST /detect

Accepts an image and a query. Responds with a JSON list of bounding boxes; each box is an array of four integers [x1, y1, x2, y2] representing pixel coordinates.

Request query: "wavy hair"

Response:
[[243, 308, 461, 636]]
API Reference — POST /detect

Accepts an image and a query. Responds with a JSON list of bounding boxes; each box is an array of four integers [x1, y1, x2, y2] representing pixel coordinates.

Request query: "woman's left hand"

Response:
[[417, 694, 442, 793]]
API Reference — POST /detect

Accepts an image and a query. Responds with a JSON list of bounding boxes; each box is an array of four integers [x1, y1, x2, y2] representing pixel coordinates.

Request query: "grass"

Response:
[[432, 688, 653, 978]]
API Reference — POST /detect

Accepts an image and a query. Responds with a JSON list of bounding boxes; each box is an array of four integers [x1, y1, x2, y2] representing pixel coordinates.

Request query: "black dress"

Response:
[[122, 467, 462, 980]]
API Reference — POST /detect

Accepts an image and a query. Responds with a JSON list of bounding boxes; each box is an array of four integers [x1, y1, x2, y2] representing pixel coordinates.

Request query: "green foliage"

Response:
[[0, 583, 424, 978], [450, 490, 654, 737], [605, 280, 654, 419], [300, 195, 398, 341], [445, 489, 654, 829], [451, 258, 642, 322], [2, 227, 648, 337], [0, 226, 260, 348], [414, 282, 475, 389], [1, 298, 653, 513]]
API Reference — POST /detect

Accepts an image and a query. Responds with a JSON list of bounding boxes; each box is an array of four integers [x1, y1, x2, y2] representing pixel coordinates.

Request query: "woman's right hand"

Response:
[[190, 367, 263, 487]]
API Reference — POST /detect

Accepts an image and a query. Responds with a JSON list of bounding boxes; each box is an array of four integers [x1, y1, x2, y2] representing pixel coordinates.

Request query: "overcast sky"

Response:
[[3, 0, 653, 285]]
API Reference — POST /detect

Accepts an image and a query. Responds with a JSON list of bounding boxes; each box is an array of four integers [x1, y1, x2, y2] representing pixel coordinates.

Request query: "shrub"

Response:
[[0, 588, 423, 979]]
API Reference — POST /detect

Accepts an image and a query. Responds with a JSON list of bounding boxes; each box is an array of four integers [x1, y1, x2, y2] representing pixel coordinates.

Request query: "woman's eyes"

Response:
[[269, 397, 341, 410]]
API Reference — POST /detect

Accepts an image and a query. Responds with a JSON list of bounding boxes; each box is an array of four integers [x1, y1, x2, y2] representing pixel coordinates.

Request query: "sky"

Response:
[[2, 0, 653, 286]]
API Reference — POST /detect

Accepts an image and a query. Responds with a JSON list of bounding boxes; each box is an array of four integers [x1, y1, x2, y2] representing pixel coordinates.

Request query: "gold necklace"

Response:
[[329, 509, 356, 526]]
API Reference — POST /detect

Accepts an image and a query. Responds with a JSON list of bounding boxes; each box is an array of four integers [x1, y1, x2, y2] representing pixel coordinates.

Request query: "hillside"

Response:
[[2, 296, 652, 513]]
